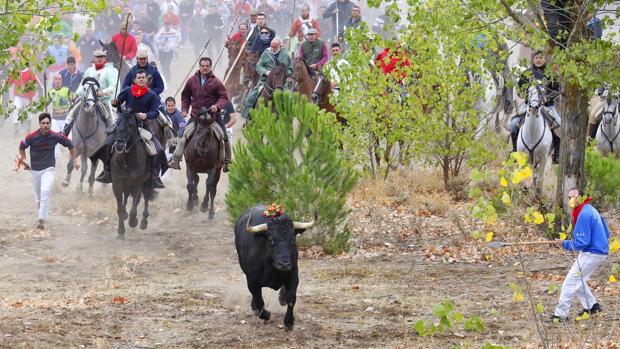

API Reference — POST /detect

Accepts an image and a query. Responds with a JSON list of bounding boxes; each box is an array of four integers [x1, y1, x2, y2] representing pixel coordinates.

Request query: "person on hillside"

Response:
[[247, 12, 269, 49], [46, 33, 70, 87], [168, 57, 231, 172], [550, 188, 610, 322], [257, 0, 275, 18], [376, 44, 412, 83], [59, 57, 84, 93], [135, 30, 157, 63], [204, 4, 226, 59], [10, 64, 43, 137], [322, 0, 353, 40], [512, 50, 561, 163], [91, 70, 166, 188], [111, 22, 138, 62], [343, 4, 364, 33], [298, 28, 328, 74], [154, 23, 182, 80], [188, 2, 208, 56], [18, 113, 80, 230], [163, 4, 181, 29], [289, 4, 320, 45], [76, 26, 99, 70], [242, 37, 292, 120], [63, 48, 117, 135], [272, 0, 291, 35], [162, 96, 186, 138]]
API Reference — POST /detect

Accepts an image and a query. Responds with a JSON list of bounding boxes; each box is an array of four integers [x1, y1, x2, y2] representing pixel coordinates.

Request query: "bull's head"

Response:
[[246, 212, 316, 272]]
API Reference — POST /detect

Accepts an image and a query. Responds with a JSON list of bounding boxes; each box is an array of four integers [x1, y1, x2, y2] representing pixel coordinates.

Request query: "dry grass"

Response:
[[350, 168, 451, 216]]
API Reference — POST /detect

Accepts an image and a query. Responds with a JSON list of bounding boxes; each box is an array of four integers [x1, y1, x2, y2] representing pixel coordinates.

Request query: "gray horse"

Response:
[[596, 91, 620, 157], [517, 83, 553, 196], [62, 77, 109, 195]]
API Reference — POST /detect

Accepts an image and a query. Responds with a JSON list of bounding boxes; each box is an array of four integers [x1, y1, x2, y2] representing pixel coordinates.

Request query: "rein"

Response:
[[520, 86, 547, 160], [601, 100, 620, 153]]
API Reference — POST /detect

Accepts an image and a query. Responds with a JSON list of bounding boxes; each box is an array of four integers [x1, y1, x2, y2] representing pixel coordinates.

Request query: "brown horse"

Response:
[[224, 40, 245, 99], [257, 63, 289, 107], [242, 50, 260, 89], [184, 110, 223, 219], [292, 57, 316, 100]]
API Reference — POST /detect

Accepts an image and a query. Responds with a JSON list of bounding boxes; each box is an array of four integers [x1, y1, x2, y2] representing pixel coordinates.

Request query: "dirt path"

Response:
[[1, 48, 620, 349]]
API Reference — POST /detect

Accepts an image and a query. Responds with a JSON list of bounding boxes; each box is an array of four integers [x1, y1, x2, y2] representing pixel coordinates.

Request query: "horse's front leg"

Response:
[[206, 169, 221, 220], [78, 154, 88, 193], [115, 188, 127, 240], [140, 189, 149, 230], [62, 158, 73, 187], [88, 158, 99, 196], [186, 168, 198, 211], [128, 187, 142, 228]]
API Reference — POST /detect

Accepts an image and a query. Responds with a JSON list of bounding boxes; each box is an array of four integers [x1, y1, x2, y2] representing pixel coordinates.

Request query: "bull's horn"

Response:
[[246, 223, 268, 233], [293, 220, 315, 230]]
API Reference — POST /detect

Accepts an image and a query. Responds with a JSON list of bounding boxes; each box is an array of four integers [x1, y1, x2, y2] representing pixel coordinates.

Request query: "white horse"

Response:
[[517, 83, 553, 195], [62, 77, 110, 195], [596, 91, 620, 157]]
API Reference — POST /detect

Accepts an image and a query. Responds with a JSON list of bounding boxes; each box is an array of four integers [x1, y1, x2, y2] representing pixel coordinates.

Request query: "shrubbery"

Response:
[[225, 91, 357, 253], [585, 147, 620, 208]]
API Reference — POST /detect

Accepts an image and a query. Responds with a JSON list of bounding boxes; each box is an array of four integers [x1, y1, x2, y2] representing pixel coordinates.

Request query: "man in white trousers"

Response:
[[18, 113, 80, 230], [551, 188, 610, 322]]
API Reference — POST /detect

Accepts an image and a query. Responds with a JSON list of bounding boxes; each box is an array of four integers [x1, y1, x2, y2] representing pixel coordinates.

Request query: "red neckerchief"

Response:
[[572, 197, 592, 226], [95, 63, 106, 70], [131, 83, 149, 98]]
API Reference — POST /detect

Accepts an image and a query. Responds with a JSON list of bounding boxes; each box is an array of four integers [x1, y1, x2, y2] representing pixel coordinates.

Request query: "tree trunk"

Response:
[[555, 81, 590, 218]]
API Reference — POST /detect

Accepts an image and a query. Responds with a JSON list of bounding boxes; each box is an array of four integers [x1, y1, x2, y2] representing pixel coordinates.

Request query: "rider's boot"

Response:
[[95, 161, 113, 183], [223, 137, 232, 173], [150, 155, 166, 189], [552, 132, 560, 164], [168, 134, 187, 170]]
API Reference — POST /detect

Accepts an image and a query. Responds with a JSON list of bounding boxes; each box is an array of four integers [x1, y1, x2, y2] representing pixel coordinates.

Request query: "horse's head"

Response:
[[113, 112, 139, 156], [311, 73, 330, 104], [99, 39, 120, 65], [196, 107, 216, 127], [292, 57, 307, 83], [81, 77, 100, 111], [267, 64, 288, 91], [603, 94, 619, 125], [526, 83, 542, 115]]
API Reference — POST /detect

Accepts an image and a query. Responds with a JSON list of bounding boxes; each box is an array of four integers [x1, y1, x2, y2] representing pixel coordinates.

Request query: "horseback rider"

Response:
[[63, 48, 116, 135], [298, 28, 329, 75], [167, 57, 231, 172], [242, 37, 292, 119], [92, 70, 167, 189], [512, 50, 561, 163], [122, 49, 165, 95]]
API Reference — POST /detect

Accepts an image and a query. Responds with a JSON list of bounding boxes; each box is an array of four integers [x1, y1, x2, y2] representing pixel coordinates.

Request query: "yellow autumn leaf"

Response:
[[513, 292, 524, 302], [501, 192, 511, 205], [485, 231, 494, 242], [512, 152, 528, 166], [532, 211, 545, 225], [510, 169, 525, 184], [524, 214, 533, 223], [500, 177, 508, 187], [520, 166, 533, 179], [559, 233, 567, 240], [610, 275, 617, 283], [610, 239, 620, 254]]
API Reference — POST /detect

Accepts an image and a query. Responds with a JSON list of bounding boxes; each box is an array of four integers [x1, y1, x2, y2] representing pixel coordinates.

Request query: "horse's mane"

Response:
[[115, 112, 135, 131]]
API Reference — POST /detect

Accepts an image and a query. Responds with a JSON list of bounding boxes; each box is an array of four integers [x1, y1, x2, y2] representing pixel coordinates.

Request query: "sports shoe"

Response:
[[548, 314, 567, 323], [577, 303, 602, 317], [37, 219, 45, 230]]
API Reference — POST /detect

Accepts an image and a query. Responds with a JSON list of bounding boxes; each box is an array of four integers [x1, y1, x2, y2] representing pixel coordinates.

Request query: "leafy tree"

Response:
[[0, 0, 106, 119], [225, 91, 358, 247]]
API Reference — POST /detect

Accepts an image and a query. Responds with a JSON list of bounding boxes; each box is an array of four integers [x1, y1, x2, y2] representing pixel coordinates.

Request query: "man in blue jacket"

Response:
[[122, 49, 165, 96], [551, 188, 610, 322], [92, 70, 166, 188]]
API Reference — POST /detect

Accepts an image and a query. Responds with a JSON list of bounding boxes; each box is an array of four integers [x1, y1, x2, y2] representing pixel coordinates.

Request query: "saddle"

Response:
[[157, 111, 176, 141], [138, 127, 158, 156]]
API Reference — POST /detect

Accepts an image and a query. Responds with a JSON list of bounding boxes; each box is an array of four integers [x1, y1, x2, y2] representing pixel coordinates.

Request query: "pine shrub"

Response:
[[225, 91, 358, 251], [585, 147, 620, 208]]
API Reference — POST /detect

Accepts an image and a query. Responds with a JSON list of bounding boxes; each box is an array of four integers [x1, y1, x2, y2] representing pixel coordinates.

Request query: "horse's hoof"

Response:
[[200, 204, 208, 213], [128, 215, 138, 228], [61, 180, 70, 188], [88, 187, 94, 197], [258, 309, 271, 321], [208, 212, 214, 220], [186, 202, 194, 212], [116, 234, 125, 241], [140, 220, 148, 230]]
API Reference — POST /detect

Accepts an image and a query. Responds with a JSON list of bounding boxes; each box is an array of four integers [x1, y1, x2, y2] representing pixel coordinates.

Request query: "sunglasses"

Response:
[[261, 31, 269, 34], [95, 55, 106, 58]]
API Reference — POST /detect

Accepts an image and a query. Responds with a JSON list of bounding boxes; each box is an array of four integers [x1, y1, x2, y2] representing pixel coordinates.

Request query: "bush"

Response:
[[585, 147, 620, 208], [225, 91, 358, 252]]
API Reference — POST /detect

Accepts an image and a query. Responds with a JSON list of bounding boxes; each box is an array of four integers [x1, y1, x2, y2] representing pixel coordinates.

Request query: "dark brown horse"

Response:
[[257, 63, 289, 107], [291, 58, 342, 124], [242, 50, 260, 89], [184, 110, 223, 219], [110, 112, 153, 240]]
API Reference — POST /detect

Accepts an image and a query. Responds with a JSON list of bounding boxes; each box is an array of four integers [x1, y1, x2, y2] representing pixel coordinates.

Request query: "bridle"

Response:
[[113, 114, 140, 155], [601, 94, 620, 152], [311, 74, 326, 104], [520, 84, 547, 160], [75, 78, 102, 140]]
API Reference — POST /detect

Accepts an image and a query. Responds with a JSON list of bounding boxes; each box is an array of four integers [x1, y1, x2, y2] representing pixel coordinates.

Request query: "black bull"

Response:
[[234, 206, 316, 330]]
